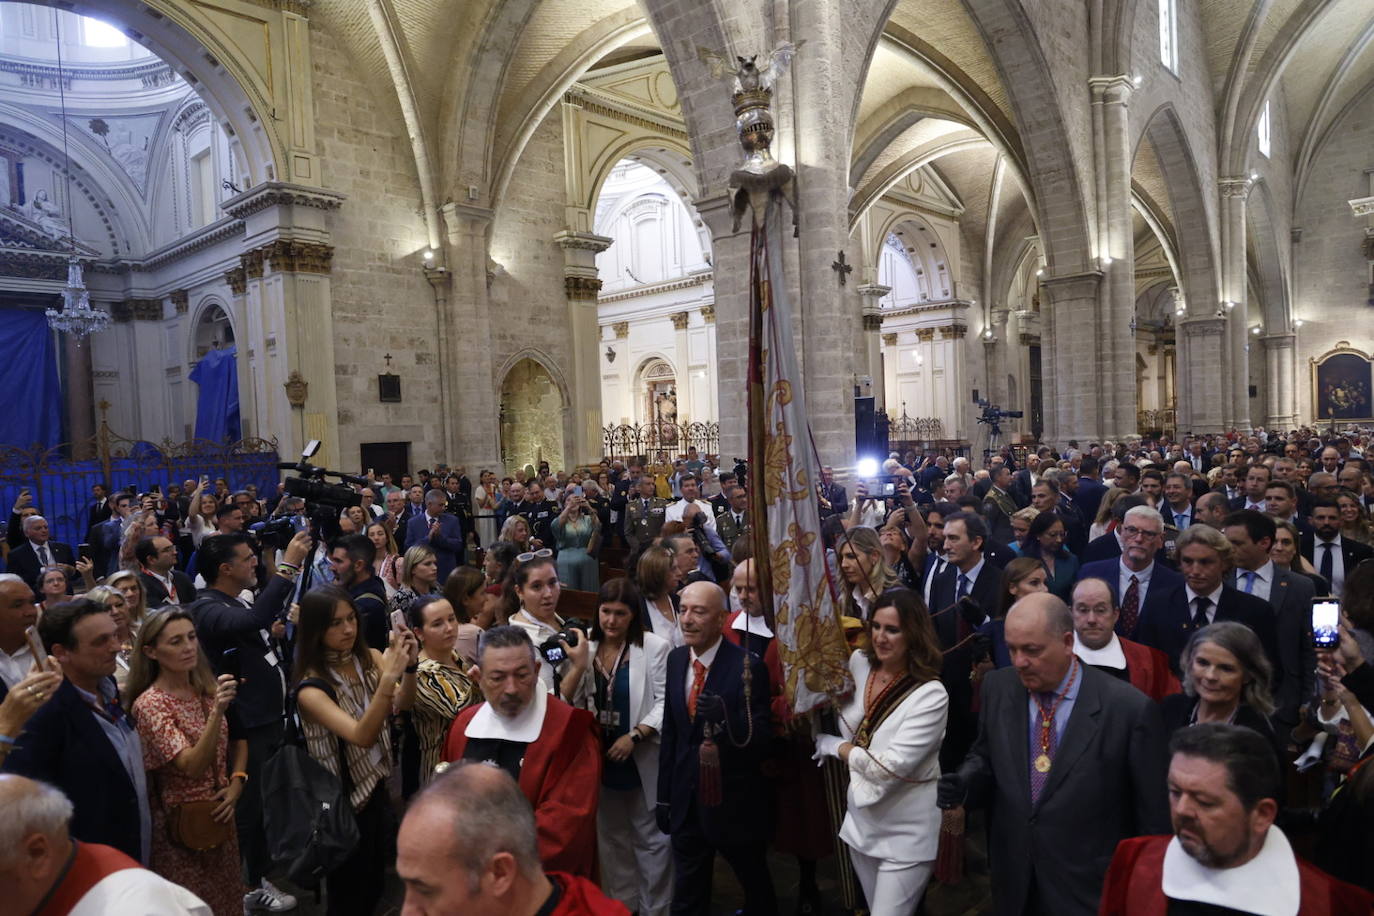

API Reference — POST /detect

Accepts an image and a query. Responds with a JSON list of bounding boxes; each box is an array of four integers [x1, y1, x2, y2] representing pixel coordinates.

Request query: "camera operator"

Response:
[[187, 529, 310, 906], [851, 470, 916, 529]]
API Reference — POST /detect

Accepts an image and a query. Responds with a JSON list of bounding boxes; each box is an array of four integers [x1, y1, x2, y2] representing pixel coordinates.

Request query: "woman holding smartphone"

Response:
[[553, 491, 600, 591]]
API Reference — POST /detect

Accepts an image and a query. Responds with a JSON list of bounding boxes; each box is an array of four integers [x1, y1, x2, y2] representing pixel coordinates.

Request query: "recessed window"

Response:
[[1257, 100, 1271, 158], [1159, 0, 1179, 73]]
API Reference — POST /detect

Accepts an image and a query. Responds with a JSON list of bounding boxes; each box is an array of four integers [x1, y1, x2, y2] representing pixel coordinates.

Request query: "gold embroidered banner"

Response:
[[747, 197, 853, 715]]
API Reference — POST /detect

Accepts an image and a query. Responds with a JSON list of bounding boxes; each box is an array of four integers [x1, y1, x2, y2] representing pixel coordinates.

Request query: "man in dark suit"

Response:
[[1229, 464, 1270, 512], [656, 580, 775, 915], [405, 489, 467, 583], [83, 483, 112, 541], [983, 465, 1019, 546], [134, 537, 196, 607], [2, 598, 152, 863], [1076, 456, 1109, 524], [1301, 499, 1373, 597], [5, 516, 76, 594], [1079, 494, 1154, 565], [1221, 510, 1312, 730], [938, 593, 1169, 915], [929, 512, 1003, 772], [1076, 505, 1185, 642], [817, 465, 848, 520], [1135, 524, 1279, 675]]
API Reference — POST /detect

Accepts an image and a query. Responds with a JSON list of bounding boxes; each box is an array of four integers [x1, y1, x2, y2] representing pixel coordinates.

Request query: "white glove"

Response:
[[811, 733, 844, 765]]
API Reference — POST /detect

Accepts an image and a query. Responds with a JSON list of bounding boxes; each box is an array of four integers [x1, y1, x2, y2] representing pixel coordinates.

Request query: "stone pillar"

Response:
[[1261, 332, 1297, 428], [695, 193, 750, 460], [1177, 316, 1229, 433], [424, 265, 454, 456], [1090, 75, 1137, 438], [612, 321, 632, 424], [1219, 176, 1254, 429], [857, 284, 889, 409], [441, 203, 501, 469], [554, 230, 613, 465], [669, 311, 692, 427], [1038, 272, 1104, 443]]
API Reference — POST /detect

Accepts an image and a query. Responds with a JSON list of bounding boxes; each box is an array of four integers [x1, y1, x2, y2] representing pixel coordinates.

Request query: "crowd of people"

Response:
[[0, 429, 1373, 915]]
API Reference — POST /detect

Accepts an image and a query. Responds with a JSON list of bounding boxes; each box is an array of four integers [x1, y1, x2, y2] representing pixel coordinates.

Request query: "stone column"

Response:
[[670, 310, 692, 423], [1177, 316, 1229, 433], [611, 321, 632, 424], [1261, 332, 1297, 428], [554, 230, 613, 466], [1090, 75, 1137, 438], [1038, 272, 1104, 443], [424, 266, 454, 456], [857, 284, 889, 409], [441, 203, 501, 469], [1219, 176, 1254, 429], [695, 193, 750, 460]]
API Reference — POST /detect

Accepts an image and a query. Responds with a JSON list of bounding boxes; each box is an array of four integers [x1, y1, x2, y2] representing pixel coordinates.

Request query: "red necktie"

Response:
[[1120, 575, 1140, 636], [688, 659, 707, 719]]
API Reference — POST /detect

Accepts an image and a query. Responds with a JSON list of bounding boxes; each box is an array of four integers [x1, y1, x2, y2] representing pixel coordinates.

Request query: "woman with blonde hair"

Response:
[[107, 568, 151, 635], [836, 526, 901, 622], [1336, 490, 1373, 546], [1089, 487, 1129, 541], [85, 584, 136, 691], [636, 545, 683, 650], [117, 509, 162, 573], [127, 608, 248, 914], [499, 514, 533, 552], [1008, 507, 1040, 553], [389, 544, 440, 619]]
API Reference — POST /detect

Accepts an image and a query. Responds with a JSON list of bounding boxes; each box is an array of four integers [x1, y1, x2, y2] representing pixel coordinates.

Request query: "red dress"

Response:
[[133, 686, 247, 915]]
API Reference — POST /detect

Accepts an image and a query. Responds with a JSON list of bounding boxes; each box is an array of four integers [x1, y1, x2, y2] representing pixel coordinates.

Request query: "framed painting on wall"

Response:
[[1311, 343, 1373, 422]]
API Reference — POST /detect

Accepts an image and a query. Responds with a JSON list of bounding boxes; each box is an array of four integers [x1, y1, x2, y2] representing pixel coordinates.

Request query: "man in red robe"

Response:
[[1100, 723, 1372, 915], [398, 761, 627, 915], [1072, 578, 1180, 701], [442, 625, 601, 879]]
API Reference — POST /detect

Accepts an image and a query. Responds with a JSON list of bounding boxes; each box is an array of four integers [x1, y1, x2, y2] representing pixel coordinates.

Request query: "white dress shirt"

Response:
[[0, 641, 34, 690], [1313, 535, 1347, 595], [1184, 583, 1226, 624], [665, 498, 717, 531], [1118, 558, 1156, 610], [1234, 560, 1274, 604]]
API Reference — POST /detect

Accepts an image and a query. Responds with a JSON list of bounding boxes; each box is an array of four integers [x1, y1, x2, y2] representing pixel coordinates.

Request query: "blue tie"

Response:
[[1175, 513, 1187, 529], [1241, 570, 1256, 594], [957, 574, 970, 600]]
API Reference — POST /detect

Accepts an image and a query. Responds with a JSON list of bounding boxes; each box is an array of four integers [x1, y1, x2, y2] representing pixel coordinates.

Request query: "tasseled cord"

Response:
[[934, 805, 965, 884], [698, 725, 723, 807]]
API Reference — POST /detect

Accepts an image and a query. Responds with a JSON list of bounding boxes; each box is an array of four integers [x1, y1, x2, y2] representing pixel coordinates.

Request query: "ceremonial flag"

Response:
[[746, 197, 853, 715]]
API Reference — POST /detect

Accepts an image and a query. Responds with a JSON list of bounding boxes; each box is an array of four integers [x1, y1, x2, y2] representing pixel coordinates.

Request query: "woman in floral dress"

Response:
[[128, 608, 248, 915]]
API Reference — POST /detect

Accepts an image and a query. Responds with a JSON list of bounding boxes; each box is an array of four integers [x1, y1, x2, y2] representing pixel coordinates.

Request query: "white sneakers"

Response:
[[243, 878, 298, 913]]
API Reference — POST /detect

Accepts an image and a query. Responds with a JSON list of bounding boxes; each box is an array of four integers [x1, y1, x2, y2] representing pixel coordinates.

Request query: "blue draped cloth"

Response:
[[0, 309, 62, 449], [189, 345, 241, 443]]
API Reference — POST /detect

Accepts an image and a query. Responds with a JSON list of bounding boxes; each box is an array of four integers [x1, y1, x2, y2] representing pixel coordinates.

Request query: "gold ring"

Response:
[[34, 691, 44, 700], [25, 685, 35, 696]]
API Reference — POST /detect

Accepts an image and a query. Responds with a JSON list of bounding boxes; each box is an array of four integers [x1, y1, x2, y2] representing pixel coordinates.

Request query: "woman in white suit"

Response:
[[813, 587, 949, 915], [570, 576, 672, 915]]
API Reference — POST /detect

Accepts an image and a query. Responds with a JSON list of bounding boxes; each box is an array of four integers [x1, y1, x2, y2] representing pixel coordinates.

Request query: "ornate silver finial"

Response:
[[698, 42, 803, 232]]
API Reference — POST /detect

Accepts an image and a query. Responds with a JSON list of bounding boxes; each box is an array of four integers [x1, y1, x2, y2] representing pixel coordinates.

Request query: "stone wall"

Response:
[[309, 23, 442, 472]]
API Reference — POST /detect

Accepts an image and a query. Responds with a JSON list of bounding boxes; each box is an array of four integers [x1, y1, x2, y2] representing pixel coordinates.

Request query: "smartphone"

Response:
[[1312, 598, 1341, 649], [152, 484, 162, 495], [571, 485, 584, 498], [78, 543, 93, 563], [24, 625, 48, 670], [221, 647, 242, 680], [390, 609, 408, 633]]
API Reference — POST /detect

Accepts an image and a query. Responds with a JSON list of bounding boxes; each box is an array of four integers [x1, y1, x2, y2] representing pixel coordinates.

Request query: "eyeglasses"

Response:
[[1120, 524, 1162, 540], [516, 549, 554, 563]]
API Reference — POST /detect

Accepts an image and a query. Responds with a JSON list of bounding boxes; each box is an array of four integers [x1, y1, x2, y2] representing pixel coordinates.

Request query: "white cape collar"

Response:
[[1074, 632, 1127, 670], [465, 686, 548, 743], [731, 612, 773, 639], [1161, 826, 1300, 916]]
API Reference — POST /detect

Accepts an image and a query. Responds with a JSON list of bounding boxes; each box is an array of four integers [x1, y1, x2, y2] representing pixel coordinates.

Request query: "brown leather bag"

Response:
[[166, 798, 230, 851]]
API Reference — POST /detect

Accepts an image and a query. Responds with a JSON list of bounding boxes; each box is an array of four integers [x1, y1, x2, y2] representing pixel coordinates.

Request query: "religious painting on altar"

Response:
[[1312, 345, 1373, 421]]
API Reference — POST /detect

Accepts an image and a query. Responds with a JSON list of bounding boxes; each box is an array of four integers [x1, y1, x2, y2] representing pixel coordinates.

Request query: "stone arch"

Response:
[[24, 0, 285, 186], [873, 209, 957, 301], [584, 140, 698, 223], [1132, 103, 1218, 319], [188, 295, 235, 363], [850, 134, 989, 221], [498, 353, 571, 474], [1245, 180, 1289, 332]]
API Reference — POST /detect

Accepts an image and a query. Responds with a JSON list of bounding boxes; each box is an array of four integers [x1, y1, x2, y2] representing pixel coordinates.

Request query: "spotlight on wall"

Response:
[[1223, 300, 1235, 309], [423, 248, 435, 262], [1101, 256, 1113, 266], [1252, 326, 1263, 335], [983, 328, 994, 340], [1132, 74, 1142, 86], [1294, 319, 1304, 328], [1036, 268, 1045, 277], [1249, 172, 1258, 181]]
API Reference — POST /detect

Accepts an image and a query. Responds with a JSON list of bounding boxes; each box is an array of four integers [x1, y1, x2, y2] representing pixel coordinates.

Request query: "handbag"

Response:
[[166, 798, 231, 851]]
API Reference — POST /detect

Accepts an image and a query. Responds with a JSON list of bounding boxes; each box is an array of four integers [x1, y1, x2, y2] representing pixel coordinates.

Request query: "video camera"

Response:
[[257, 440, 365, 549], [539, 618, 592, 666], [732, 457, 748, 489], [975, 399, 1023, 434]]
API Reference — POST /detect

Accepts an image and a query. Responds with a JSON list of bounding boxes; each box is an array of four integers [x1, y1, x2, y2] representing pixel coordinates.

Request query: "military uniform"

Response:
[[983, 486, 1019, 545], [624, 495, 669, 552], [715, 507, 748, 551]]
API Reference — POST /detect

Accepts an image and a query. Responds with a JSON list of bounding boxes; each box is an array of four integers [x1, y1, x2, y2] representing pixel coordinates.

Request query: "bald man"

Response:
[[0, 775, 209, 915], [937, 593, 1168, 916], [657, 581, 775, 915]]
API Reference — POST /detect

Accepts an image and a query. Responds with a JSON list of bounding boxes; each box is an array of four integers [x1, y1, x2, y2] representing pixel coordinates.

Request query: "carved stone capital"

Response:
[[671, 311, 690, 330], [264, 240, 334, 274], [241, 248, 264, 279], [1219, 176, 1254, 200], [855, 283, 891, 301], [700, 305, 715, 323], [612, 321, 629, 339], [1088, 74, 1134, 105], [1349, 196, 1374, 218], [564, 275, 603, 301], [862, 313, 884, 331], [220, 180, 344, 221], [937, 323, 967, 339], [1019, 333, 1041, 346], [113, 298, 162, 322], [1179, 316, 1227, 336], [284, 371, 308, 408], [553, 230, 614, 254], [916, 327, 936, 342], [225, 267, 247, 296], [882, 333, 897, 346], [169, 289, 189, 314]]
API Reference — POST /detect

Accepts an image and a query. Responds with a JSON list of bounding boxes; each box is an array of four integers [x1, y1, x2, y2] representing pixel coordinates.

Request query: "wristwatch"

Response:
[[630, 730, 644, 745]]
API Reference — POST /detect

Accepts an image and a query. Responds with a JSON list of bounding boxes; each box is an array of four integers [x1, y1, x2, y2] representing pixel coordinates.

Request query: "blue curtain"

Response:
[[189, 345, 241, 443], [0, 309, 62, 448]]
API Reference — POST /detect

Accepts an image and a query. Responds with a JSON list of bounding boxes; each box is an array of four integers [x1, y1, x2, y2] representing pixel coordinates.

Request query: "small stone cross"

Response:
[[832, 251, 852, 286]]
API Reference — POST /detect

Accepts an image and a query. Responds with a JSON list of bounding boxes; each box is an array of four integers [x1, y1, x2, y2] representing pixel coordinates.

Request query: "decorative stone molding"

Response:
[[855, 283, 891, 301], [220, 181, 345, 221], [1219, 177, 1254, 200], [1019, 333, 1041, 346], [264, 240, 334, 274], [700, 305, 715, 323], [109, 298, 161, 323], [564, 276, 603, 301], [169, 289, 189, 315], [0, 252, 68, 280], [882, 333, 897, 346], [225, 267, 247, 296], [139, 218, 244, 272], [596, 271, 711, 304], [1179, 317, 1227, 336], [671, 311, 690, 330], [92, 370, 119, 380], [243, 0, 313, 13], [1363, 230, 1374, 262], [284, 371, 309, 408], [1349, 197, 1374, 218], [1087, 74, 1134, 105], [613, 321, 630, 339], [937, 324, 967, 339], [562, 85, 689, 141], [862, 314, 884, 331], [241, 249, 264, 279], [916, 328, 936, 342], [553, 230, 614, 253]]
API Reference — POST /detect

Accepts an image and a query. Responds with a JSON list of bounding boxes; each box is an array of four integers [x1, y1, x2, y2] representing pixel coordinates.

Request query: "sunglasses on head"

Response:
[[516, 549, 554, 563]]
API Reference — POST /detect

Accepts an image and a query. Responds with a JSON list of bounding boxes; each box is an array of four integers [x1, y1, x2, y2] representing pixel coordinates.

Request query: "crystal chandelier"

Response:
[[43, 11, 111, 344], [45, 257, 110, 340]]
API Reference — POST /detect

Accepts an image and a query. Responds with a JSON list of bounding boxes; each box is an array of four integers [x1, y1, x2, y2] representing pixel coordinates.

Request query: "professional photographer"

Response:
[[187, 529, 311, 912]]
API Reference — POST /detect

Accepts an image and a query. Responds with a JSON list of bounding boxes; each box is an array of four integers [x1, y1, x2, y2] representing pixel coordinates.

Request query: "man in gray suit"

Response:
[[938, 593, 1169, 915], [1221, 509, 1313, 731]]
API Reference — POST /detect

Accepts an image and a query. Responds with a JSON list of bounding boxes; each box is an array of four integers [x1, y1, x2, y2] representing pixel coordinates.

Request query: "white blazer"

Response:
[[836, 651, 949, 864], [578, 630, 670, 809]]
